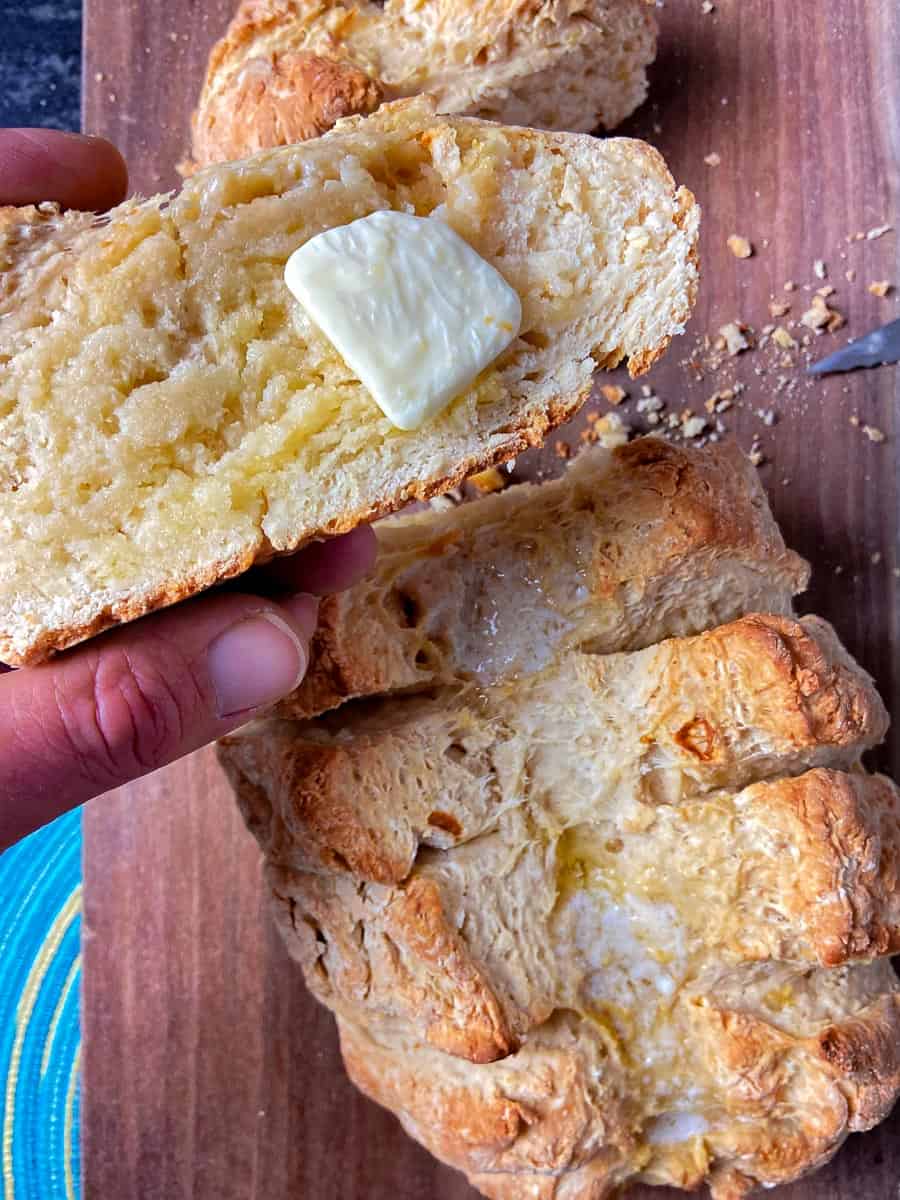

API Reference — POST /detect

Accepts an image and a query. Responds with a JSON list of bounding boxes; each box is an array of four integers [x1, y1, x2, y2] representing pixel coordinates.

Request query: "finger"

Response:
[[260, 524, 377, 595], [0, 129, 128, 211], [0, 590, 318, 850]]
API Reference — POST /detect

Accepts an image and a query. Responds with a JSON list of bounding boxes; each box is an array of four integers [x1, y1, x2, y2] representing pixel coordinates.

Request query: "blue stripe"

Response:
[[0, 812, 82, 1200]]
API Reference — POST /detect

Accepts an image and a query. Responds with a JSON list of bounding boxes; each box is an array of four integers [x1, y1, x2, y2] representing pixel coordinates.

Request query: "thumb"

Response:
[[0, 590, 317, 850]]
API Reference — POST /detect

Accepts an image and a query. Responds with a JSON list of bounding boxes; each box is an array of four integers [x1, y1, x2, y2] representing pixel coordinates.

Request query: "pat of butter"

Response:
[[283, 210, 522, 431]]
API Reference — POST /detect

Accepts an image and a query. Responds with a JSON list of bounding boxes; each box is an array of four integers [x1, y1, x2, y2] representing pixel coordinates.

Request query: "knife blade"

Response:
[[807, 317, 900, 375]]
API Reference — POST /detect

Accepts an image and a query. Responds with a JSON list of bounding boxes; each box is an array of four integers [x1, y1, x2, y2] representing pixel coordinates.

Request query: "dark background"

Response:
[[1, 1, 81, 130]]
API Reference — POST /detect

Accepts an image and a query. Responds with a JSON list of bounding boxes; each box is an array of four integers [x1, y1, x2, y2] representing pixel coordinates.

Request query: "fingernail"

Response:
[[279, 593, 320, 642], [208, 612, 307, 719]]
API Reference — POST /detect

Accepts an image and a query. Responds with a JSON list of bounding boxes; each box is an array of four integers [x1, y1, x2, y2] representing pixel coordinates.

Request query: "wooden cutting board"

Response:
[[81, 3, 900, 1197]]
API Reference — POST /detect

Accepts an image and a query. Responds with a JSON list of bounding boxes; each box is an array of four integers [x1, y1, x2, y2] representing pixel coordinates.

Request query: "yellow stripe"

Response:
[[2, 884, 82, 1200], [63, 1042, 80, 1200], [40, 953, 81, 1079]]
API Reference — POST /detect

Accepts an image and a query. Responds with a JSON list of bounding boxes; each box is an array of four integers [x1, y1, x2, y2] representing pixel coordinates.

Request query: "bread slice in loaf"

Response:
[[278, 438, 809, 720], [187, 0, 657, 171], [0, 96, 698, 666]]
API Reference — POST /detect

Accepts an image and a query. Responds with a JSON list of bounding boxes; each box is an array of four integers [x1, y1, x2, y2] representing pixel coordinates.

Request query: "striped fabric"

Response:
[[0, 812, 81, 1200]]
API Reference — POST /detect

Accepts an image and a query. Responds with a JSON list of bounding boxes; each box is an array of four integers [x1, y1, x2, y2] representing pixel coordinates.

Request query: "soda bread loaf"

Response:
[[187, 0, 657, 171], [219, 439, 900, 1199], [0, 97, 698, 666]]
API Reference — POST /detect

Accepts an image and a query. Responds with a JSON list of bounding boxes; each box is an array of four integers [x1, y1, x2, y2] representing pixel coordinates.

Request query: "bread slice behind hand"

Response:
[[278, 438, 808, 720]]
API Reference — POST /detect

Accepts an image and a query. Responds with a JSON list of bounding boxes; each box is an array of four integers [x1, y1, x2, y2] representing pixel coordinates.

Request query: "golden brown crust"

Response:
[[746, 770, 900, 967], [185, 49, 382, 175]]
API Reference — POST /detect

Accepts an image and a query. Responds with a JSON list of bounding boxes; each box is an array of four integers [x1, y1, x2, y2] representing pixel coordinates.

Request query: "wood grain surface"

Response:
[[81, 3, 900, 1197]]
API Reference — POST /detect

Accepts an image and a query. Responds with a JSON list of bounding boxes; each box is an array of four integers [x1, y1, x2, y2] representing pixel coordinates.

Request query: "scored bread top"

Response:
[[187, 0, 657, 170], [0, 96, 698, 666], [217, 437, 900, 1199]]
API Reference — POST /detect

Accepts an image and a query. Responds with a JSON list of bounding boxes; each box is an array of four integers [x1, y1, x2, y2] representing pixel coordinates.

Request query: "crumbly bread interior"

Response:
[[217, 440, 900, 1198], [0, 97, 698, 665], [189, 0, 657, 170]]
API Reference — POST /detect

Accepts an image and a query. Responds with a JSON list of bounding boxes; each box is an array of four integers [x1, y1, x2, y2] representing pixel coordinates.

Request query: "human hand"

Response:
[[0, 129, 377, 851]]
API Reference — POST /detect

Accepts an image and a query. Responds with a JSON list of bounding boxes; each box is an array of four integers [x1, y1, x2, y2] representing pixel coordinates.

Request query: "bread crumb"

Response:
[[845, 269, 857, 283], [783, 280, 796, 292], [636, 394, 664, 414], [600, 385, 627, 406], [640, 384, 654, 397], [681, 415, 707, 438], [871, 551, 883, 565], [866, 224, 893, 240], [862, 424, 886, 443], [727, 235, 753, 259], [701, 1, 715, 12], [748, 442, 765, 467], [868, 280, 893, 297], [704, 152, 721, 167], [469, 467, 507, 493], [94, 71, 105, 83], [849, 415, 860, 427], [581, 412, 630, 449], [813, 259, 827, 280], [719, 321, 750, 355], [816, 285, 835, 298], [801, 293, 844, 332], [769, 301, 791, 318], [772, 326, 797, 350], [554, 440, 572, 460]]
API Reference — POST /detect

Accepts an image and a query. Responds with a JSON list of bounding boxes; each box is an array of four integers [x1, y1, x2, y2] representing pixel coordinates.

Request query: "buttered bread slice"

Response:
[[0, 97, 697, 665]]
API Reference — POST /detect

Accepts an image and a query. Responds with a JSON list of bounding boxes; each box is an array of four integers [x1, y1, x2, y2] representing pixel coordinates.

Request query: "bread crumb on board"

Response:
[[704, 151, 721, 166], [868, 280, 893, 297], [862, 425, 886, 444], [727, 235, 753, 259], [719, 322, 751, 355], [599, 385, 628, 406], [579, 412, 630, 450]]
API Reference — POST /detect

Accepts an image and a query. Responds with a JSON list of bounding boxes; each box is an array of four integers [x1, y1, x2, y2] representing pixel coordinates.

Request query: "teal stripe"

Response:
[[0, 812, 82, 1200]]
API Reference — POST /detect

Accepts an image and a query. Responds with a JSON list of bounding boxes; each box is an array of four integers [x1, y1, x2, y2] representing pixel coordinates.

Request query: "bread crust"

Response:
[[187, 0, 657, 171]]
